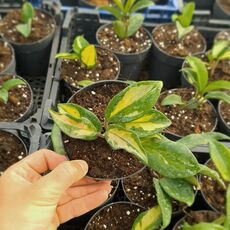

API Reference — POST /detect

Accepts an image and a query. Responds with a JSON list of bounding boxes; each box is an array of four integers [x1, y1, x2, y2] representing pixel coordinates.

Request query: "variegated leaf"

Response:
[[80, 45, 97, 69]]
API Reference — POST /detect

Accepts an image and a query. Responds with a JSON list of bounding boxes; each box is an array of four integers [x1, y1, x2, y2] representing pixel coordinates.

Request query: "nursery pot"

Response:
[[85, 201, 145, 230], [150, 24, 206, 89], [213, 0, 230, 20], [0, 74, 34, 122], [96, 24, 152, 81], [217, 101, 230, 136], [0, 39, 16, 75]]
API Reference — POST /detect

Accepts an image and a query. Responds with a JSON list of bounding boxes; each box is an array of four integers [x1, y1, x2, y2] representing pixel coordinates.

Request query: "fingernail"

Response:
[[71, 160, 88, 173]]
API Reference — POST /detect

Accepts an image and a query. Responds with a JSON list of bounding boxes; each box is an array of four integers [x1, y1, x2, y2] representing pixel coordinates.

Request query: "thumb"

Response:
[[31, 160, 88, 203]]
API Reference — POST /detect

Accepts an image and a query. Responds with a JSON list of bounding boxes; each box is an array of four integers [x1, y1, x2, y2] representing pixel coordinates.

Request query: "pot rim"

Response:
[[214, 29, 230, 42], [216, 0, 230, 16], [217, 100, 230, 131]]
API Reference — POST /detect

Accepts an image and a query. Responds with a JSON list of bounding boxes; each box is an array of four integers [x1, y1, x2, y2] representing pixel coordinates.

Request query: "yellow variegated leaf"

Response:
[[80, 45, 97, 69], [105, 124, 147, 164], [131, 206, 162, 230], [58, 103, 81, 118]]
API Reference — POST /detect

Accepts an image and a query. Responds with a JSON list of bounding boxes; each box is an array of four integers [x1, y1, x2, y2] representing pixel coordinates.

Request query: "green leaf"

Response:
[[0, 88, 8, 103], [182, 222, 224, 230], [153, 178, 172, 229], [209, 140, 230, 182], [105, 124, 147, 164], [2, 78, 26, 91], [184, 176, 201, 189], [55, 53, 79, 60], [120, 109, 171, 138], [105, 81, 163, 123], [49, 110, 99, 141], [57, 103, 102, 133], [113, 20, 126, 39], [199, 164, 226, 189], [143, 138, 200, 178], [98, 6, 122, 20], [160, 94, 184, 106], [203, 80, 230, 93], [159, 178, 195, 206], [72, 36, 89, 54], [112, 0, 124, 11], [51, 124, 65, 155], [124, 0, 136, 13], [176, 21, 194, 40], [130, 0, 154, 14], [127, 14, 144, 37], [77, 80, 94, 87], [211, 40, 229, 60], [219, 49, 230, 60], [131, 206, 162, 230], [80, 45, 97, 69], [21, 2, 34, 23], [16, 19, 32, 38], [205, 91, 230, 104], [224, 185, 230, 228]]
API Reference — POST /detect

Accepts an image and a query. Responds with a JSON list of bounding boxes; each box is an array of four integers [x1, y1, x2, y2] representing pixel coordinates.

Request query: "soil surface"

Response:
[[60, 47, 120, 89], [0, 130, 27, 174], [219, 0, 230, 13], [152, 24, 206, 58], [0, 75, 32, 122], [0, 41, 12, 73], [174, 211, 220, 230], [215, 30, 230, 43], [64, 82, 144, 179], [97, 25, 152, 53], [87, 203, 144, 230], [0, 9, 55, 43], [201, 161, 226, 213], [156, 88, 217, 136], [220, 101, 230, 128]]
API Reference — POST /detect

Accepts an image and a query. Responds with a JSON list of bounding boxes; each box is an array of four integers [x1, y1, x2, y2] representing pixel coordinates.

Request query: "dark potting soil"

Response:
[[0, 130, 27, 174], [200, 161, 226, 213], [219, 0, 230, 13], [0, 75, 32, 122], [87, 203, 144, 230], [60, 47, 120, 88], [97, 25, 152, 53], [64, 83, 144, 179], [215, 30, 230, 43], [174, 211, 220, 230], [0, 9, 55, 44], [220, 101, 230, 128], [152, 24, 205, 58], [156, 88, 217, 136], [0, 41, 12, 73]]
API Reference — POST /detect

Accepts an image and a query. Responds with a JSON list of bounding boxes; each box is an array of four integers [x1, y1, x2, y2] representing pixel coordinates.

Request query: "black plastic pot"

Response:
[[0, 74, 34, 122], [96, 24, 152, 81], [185, 0, 214, 10], [213, 0, 230, 20], [214, 29, 230, 43], [2, 10, 56, 76], [149, 24, 206, 89], [0, 39, 16, 75], [217, 101, 230, 136]]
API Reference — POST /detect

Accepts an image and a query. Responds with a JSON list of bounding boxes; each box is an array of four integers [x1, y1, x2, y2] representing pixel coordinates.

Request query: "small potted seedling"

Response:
[[0, 1, 56, 76], [156, 56, 230, 138], [55, 35, 120, 95], [0, 74, 33, 122], [215, 30, 230, 44], [97, 0, 154, 80], [0, 39, 16, 75], [150, 2, 206, 88], [213, 0, 230, 20]]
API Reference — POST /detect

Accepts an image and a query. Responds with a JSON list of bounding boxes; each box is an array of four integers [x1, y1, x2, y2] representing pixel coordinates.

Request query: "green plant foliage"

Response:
[[55, 36, 97, 70], [182, 222, 224, 230], [0, 78, 26, 103], [77, 80, 94, 87], [224, 185, 230, 228], [160, 94, 185, 106], [51, 124, 65, 155], [98, 0, 154, 39], [16, 2, 34, 38]]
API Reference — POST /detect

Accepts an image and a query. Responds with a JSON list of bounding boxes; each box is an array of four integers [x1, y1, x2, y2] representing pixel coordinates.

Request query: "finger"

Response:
[[71, 177, 97, 186], [58, 181, 112, 205], [57, 190, 109, 223]]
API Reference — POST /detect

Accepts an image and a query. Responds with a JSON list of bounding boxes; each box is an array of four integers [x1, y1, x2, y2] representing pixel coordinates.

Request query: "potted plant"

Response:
[[0, 1, 56, 76], [97, 0, 154, 80], [218, 97, 230, 135], [156, 56, 230, 139], [0, 74, 33, 122], [0, 39, 16, 75], [213, 0, 230, 20], [150, 2, 206, 89], [0, 129, 27, 175], [215, 30, 230, 44], [56, 35, 120, 94]]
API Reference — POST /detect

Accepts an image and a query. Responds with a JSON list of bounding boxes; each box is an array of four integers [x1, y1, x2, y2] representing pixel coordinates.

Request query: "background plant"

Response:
[[16, 1, 35, 38], [98, 0, 154, 39], [172, 2, 195, 40]]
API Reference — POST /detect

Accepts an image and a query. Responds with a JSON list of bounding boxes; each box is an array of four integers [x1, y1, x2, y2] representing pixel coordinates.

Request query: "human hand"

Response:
[[0, 149, 111, 230]]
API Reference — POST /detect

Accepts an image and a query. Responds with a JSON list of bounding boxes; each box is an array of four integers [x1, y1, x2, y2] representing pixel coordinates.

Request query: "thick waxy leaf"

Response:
[[184, 176, 201, 189], [182, 222, 224, 230], [113, 0, 124, 11], [154, 178, 172, 229], [209, 140, 230, 182], [182, 67, 199, 91], [105, 124, 147, 164], [0, 88, 8, 103], [57, 103, 102, 133], [72, 36, 89, 54], [2, 78, 26, 90], [205, 91, 230, 104], [224, 185, 230, 228], [161, 94, 184, 106], [176, 21, 194, 40], [131, 206, 162, 230], [16, 19, 32, 38], [211, 40, 229, 60], [77, 80, 94, 87], [130, 0, 154, 13], [127, 14, 144, 37], [51, 124, 65, 155], [49, 110, 98, 140], [143, 139, 200, 178], [98, 6, 122, 20], [21, 2, 34, 23], [55, 53, 79, 60], [124, 0, 136, 13], [203, 80, 230, 93], [80, 45, 97, 69], [219, 49, 230, 60], [159, 178, 195, 206], [105, 81, 163, 123], [113, 20, 126, 39]]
